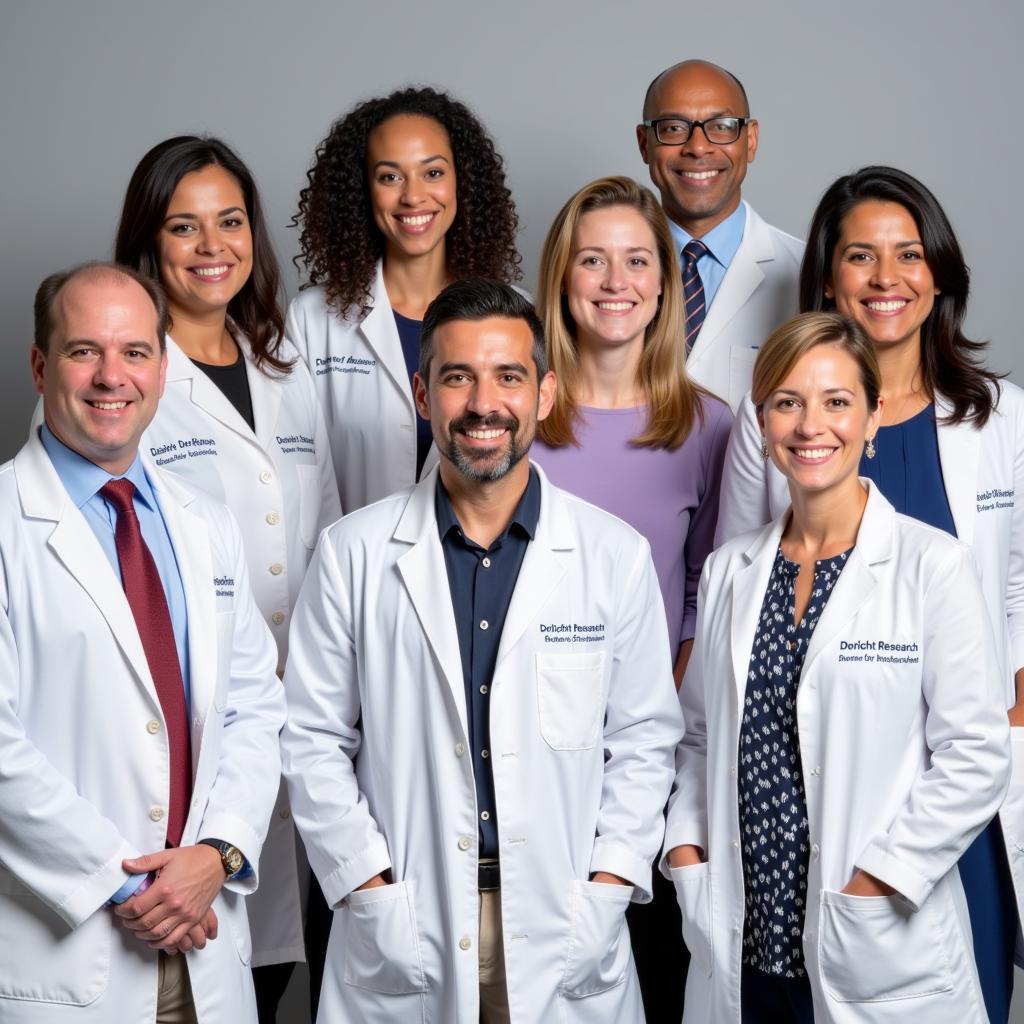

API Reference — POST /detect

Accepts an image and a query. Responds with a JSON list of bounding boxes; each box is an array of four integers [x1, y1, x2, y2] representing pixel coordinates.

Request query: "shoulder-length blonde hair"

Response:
[[536, 176, 705, 449]]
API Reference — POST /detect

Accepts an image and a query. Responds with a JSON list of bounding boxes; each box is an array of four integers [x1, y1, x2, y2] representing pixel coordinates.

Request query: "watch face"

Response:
[[225, 847, 244, 874]]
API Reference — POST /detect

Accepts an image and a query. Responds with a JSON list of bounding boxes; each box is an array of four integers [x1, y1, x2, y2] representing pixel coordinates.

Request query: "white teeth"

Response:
[[192, 265, 230, 277], [683, 170, 719, 180], [398, 214, 434, 226], [465, 428, 505, 440], [866, 300, 908, 312], [597, 302, 634, 311], [794, 447, 836, 460], [90, 401, 127, 410]]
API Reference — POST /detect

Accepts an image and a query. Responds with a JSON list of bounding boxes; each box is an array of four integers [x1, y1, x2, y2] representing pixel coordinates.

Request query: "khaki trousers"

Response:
[[479, 887, 511, 1024], [157, 952, 198, 1024]]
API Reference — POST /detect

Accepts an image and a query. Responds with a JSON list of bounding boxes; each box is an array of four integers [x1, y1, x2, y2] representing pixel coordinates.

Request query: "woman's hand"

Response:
[[667, 844, 705, 868], [840, 869, 897, 898]]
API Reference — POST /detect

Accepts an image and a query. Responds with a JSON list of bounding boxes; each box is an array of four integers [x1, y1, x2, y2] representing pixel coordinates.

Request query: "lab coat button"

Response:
[[272, 611, 286, 626], [729, 765, 736, 777], [459, 936, 472, 951], [458, 836, 471, 851], [811, 844, 820, 858], [259, 470, 273, 484], [455, 742, 466, 757], [266, 511, 281, 526], [193, 716, 201, 728], [149, 807, 165, 822], [146, 719, 160, 735], [269, 563, 284, 576], [731, 840, 739, 850]]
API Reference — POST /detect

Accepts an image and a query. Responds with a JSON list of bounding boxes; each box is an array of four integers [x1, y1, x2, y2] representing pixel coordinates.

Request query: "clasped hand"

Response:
[[112, 845, 225, 954]]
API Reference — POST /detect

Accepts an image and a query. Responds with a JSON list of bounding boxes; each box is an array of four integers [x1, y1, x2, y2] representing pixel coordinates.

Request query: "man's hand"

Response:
[[590, 871, 631, 886], [840, 869, 897, 898], [114, 845, 226, 951], [1008, 702, 1024, 728]]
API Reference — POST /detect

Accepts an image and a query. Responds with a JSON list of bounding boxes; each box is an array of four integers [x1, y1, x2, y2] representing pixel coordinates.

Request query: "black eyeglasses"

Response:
[[643, 116, 752, 146]]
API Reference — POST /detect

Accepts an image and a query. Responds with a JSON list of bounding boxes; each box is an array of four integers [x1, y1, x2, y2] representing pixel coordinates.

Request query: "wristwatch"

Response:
[[198, 838, 245, 879]]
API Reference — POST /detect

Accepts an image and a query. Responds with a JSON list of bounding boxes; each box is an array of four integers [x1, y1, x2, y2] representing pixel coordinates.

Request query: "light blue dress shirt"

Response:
[[39, 424, 193, 903], [669, 201, 747, 310]]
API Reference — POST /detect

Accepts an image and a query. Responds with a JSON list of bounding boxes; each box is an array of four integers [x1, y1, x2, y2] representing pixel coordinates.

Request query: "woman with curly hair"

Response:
[[287, 85, 521, 512]]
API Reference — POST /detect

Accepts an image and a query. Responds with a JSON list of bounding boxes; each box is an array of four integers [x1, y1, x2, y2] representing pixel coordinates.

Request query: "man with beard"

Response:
[[281, 279, 683, 1023]]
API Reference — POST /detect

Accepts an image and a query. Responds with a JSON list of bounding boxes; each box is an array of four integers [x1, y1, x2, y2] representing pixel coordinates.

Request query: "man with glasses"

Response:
[[637, 60, 803, 410]]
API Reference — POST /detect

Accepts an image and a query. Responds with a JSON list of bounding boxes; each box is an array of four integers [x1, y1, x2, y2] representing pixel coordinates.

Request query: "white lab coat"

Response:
[[286, 261, 440, 513], [143, 334, 342, 967], [281, 464, 683, 1023], [684, 203, 804, 411], [717, 385, 1024, 945], [0, 429, 285, 1023], [667, 481, 1010, 1023]]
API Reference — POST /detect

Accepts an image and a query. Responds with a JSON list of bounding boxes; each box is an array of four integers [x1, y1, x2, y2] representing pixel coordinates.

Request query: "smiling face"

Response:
[[637, 62, 758, 236], [413, 316, 555, 487], [367, 114, 457, 262], [565, 205, 663, 353], [32, 274, 167, 475], [157, 163, 253, 323], [759, 343, 880, 499], [827, 200, 939, 355]]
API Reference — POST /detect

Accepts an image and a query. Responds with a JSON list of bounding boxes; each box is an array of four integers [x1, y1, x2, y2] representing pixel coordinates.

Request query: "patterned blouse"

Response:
[[739, 545, 851, 977]]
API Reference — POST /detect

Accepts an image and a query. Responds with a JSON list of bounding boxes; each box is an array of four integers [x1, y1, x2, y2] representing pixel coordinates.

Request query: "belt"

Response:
[[478, 861, 501, 891]]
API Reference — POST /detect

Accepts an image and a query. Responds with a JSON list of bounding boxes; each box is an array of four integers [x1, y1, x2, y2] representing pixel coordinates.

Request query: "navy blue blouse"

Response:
[[393, 310, 434, 481], [859, 403, 955, 536], [739, 546, 851, 977]]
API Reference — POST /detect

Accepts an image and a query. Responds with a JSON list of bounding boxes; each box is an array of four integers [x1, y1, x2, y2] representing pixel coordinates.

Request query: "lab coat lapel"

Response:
[[935, 395, 979, 545], [15, 436, 159, 710], [149, 462, 215, 762], [689, 203, 768, 366], [800, 482, 891, 679], [730, 517, 786, 707], [239, 336, 283, 452], [495, 467, 571, 666], [165, 335, 262, 447], [395, 470, 469, 739], [360, 262, 415, 413]]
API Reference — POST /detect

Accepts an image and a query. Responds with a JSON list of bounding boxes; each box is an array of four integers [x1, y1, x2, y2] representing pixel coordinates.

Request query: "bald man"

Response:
[[638, 60, 803, 410]]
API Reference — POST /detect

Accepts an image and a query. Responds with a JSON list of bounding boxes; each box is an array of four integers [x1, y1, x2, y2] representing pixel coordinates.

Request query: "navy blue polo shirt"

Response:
[[436, 468, 541, 858]]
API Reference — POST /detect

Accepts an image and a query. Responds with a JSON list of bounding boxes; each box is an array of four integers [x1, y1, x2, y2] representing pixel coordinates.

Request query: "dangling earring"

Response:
[[760, 437, 769, 460], [865, 436, 877, 460]]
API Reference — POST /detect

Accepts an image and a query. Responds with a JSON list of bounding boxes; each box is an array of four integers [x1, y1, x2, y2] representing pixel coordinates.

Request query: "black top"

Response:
[[436, 468, 541, 858], [393, 310, 434, 480], [191, 349, 255, 432], [739, 545, 851, 977]]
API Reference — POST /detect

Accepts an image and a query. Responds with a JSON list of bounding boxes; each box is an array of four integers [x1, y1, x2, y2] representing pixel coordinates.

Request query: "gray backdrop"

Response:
[[3, 0, 1024, 1017]]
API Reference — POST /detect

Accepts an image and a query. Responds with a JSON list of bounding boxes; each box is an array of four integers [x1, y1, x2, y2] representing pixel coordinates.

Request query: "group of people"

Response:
[[0, 55, 1020, 1024]]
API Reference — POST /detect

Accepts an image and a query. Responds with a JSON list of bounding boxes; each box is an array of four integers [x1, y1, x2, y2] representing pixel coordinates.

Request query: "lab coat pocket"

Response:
[[0, 878, 110, 1004], [536, 651, 606, 750], [296, 463, 321, 549], [671, 862, 714, 978], [818, 889, 952, 1002], [561, 879, 633, 998], [343, 880, 427, 995]]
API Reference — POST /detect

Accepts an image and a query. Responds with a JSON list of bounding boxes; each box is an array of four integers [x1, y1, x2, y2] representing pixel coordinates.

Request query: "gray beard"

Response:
[[444, 434, 529, 482]]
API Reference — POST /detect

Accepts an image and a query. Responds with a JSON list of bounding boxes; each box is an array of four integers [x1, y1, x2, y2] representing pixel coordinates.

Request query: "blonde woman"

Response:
[[531, 175, 732, 1021], [667, 312, 1009, 1022]]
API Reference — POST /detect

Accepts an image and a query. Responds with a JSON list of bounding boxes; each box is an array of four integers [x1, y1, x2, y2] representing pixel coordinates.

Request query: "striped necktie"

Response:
[[682, 239, 709, 355]]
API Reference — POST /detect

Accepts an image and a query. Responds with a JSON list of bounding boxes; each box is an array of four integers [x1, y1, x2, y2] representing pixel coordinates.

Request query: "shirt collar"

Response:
[[435, 466, 541, 547], [39, 422, 158, 512], [668, 201, 747, 270]]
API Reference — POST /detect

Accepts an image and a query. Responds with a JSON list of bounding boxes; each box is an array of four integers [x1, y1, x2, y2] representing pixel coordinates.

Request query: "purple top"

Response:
[[533, 395, 732, 648]]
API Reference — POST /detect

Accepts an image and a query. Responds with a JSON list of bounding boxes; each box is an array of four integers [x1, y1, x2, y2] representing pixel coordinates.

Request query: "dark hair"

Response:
[[114, 135, 291, 374], [419, 280, 546, 382], [642, 60, 750, 119], [800, 165, 1002, 426], [34, 261, 169, 353], [293, 86, 521, 320]]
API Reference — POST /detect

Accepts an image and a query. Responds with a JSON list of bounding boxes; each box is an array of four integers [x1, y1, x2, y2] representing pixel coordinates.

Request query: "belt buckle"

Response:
[[478, 861, 501, 891]]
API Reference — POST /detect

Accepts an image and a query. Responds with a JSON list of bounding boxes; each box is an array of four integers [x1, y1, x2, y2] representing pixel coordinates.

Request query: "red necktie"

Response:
[[100, 478, 191, 846]]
